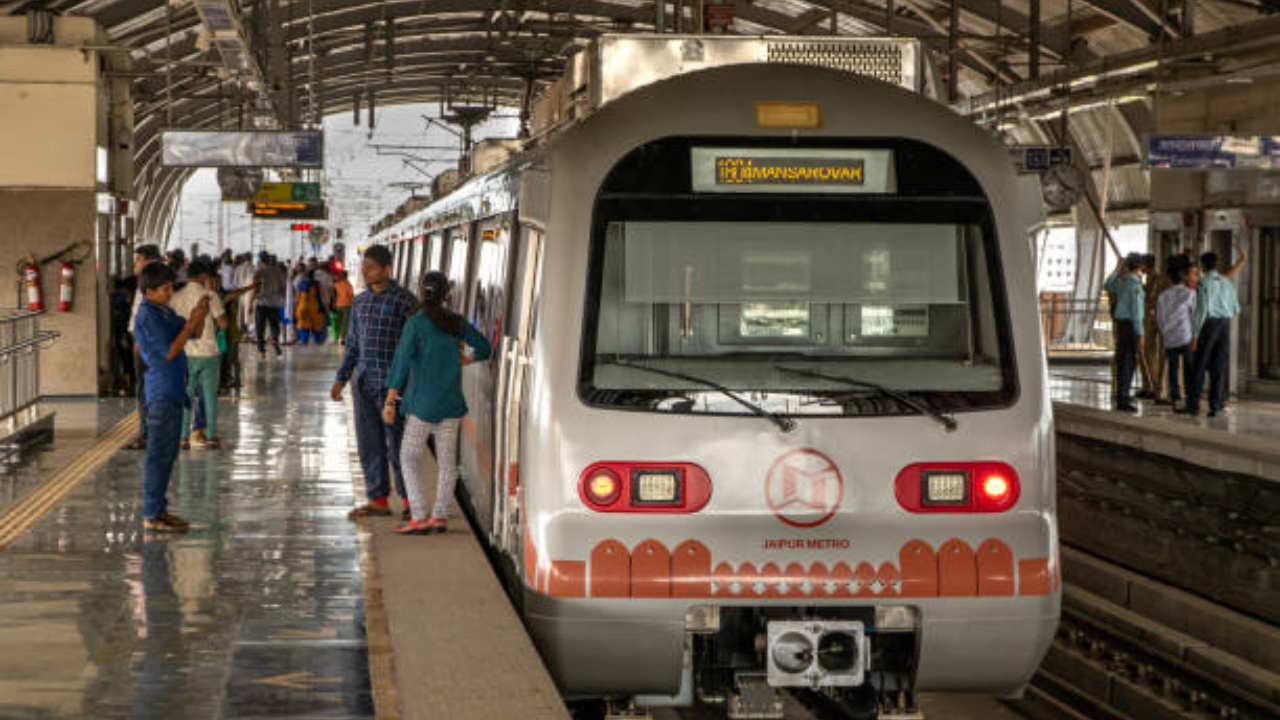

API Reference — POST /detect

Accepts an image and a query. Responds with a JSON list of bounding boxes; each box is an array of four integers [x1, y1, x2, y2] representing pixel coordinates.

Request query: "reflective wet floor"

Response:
[[1050, 363, 1280, 441], [0, 348, 375, 720]]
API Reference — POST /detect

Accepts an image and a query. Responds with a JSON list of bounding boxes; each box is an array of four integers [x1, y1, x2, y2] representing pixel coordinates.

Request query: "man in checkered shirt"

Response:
[[331, 244, 419, 520]]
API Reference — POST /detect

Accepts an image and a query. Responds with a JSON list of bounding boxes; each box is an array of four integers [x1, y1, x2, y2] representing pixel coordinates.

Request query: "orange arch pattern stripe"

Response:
[[529, 537, 1055, 600]]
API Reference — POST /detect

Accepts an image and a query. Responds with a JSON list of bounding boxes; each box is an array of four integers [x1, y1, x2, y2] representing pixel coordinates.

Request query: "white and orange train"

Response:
[[376, 35, 1057, 719]]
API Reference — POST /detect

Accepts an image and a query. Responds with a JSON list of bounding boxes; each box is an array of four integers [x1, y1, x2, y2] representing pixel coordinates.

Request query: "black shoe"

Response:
[[274, 345, 283, 356], [1115, 402, 1138, 413], [1135, 391, 1156, 400], [1208, 407, 1226, 418], [1179, 406, 1200, 417]]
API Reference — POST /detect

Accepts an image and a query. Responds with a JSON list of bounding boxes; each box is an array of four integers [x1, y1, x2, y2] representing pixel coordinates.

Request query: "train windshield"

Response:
[[579, 137, 1017, 418]]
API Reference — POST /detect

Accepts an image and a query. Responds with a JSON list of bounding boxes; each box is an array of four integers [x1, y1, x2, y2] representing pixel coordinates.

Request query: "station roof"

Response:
[[4, 0, 1279, 236]]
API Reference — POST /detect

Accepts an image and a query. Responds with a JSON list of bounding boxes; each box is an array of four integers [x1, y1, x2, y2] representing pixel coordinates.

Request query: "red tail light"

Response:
[[578, 462, 712, 513], [894, 462, 1020, 513]]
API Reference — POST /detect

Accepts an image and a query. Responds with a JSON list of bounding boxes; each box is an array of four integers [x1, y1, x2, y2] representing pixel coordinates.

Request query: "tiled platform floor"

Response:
[[1050, 363, 1280, 443], [0, 347, 375, 720]]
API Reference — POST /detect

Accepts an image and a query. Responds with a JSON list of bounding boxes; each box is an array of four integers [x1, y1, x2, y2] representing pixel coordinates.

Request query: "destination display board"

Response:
[[691, 148, 895, 194], [252, 182, 322, 203], [1146, 135, 1280, 170], [247, 201, 327, 219], [162, 131, 324, 168]]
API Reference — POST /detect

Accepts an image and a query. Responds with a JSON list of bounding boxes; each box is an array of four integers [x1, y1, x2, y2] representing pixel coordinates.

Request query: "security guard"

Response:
[[1104, 253, 1146, 413], [1184, 251, 1247, 417]]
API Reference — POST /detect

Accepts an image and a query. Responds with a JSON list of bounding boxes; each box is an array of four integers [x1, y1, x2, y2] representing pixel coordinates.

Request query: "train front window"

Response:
[[579, 137, 1017, 418]]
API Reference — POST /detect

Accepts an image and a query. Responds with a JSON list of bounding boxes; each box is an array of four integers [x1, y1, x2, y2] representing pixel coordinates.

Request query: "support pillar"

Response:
[[0, 16, 132, 395]]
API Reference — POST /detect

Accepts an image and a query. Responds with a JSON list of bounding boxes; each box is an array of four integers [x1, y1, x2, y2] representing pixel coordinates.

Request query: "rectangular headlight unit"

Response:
[[632, 469, 682, 505], [921, 470, 969, 505]]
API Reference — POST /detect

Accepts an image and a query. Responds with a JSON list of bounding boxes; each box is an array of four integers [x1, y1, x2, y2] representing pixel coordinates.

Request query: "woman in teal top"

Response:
[[384, 271, 493, 534]]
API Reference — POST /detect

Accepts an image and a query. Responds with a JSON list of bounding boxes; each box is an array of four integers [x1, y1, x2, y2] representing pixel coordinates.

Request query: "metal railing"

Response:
[[1038, 295, 1114, 354], [0, 311, 58, 436]]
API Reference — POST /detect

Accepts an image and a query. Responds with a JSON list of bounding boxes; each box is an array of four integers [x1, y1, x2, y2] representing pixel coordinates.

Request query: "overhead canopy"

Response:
[[4, 0, 1279, 240]]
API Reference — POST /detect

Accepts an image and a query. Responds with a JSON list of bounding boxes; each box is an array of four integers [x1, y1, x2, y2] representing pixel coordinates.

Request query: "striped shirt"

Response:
[[1156, 285, 1195, 348], [335, 280, 418, 388]]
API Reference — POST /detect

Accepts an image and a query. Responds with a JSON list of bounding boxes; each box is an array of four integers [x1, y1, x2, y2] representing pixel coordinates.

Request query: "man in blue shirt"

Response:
[[134, 262, 209, 533], [1104, 254, 1145, 413], [331, 244, 419, 520], [1184, 251, 1248, 417]]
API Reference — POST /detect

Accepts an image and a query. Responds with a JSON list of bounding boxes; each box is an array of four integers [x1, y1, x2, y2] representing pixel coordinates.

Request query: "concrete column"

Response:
[[0, 16, 132, 396]]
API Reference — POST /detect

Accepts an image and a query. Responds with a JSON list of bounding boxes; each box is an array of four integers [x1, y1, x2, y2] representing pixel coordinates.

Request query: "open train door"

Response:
[[494, 224, 544, 554]]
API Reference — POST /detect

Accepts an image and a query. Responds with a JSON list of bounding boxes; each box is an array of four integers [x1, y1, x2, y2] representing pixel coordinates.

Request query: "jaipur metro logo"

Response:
[[765, 448, 844, 528]]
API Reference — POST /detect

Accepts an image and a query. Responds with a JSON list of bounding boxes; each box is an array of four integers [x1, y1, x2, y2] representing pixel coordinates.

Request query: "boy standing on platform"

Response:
[[134, 262, 209, 533]]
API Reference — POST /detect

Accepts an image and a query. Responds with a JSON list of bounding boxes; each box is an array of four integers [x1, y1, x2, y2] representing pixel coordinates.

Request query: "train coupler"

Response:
[[727, 672, 784, 719], [876, 689, 923, 720]]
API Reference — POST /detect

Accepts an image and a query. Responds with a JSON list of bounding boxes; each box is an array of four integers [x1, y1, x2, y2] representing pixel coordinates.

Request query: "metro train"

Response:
[[373, 35, 1057, 718]]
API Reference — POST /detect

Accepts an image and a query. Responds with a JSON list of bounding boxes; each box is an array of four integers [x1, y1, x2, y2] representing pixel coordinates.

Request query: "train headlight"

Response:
[[922, 471, 968, 505], [981, 474, 1011, 503], [578, 463, 712, 513], [633, 470, 681, 505], [585, 468, 622, 506], [894, 463, 1020, 513]]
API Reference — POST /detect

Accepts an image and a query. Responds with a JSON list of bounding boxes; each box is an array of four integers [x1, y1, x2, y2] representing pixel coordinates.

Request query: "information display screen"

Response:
[[691, 147, 895, 194]]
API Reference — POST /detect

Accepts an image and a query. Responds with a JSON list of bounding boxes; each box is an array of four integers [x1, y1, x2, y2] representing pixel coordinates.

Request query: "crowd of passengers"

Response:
[[1104, 248, 1247, 417], [122, 243, 489, 534]]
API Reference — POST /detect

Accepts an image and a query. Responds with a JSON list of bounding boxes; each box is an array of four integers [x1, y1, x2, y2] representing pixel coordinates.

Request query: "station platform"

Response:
[[0, 349, 566, 720], [1050, 364, 1280, 481]]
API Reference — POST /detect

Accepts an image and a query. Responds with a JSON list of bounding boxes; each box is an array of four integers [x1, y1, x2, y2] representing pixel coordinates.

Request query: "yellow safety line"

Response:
[[0, 412, 140, 549], [345, 405, 403, 720]]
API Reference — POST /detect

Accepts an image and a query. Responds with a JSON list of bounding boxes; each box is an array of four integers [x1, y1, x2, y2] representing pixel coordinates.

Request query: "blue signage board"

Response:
[[1146, 135, 1280, 170]]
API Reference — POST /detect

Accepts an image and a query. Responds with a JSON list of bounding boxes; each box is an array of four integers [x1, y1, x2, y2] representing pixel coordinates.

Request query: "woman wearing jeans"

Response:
[[384, 271, 492, 535]]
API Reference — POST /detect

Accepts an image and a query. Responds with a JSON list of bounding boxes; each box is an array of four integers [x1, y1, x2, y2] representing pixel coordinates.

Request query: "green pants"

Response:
[[183, 355, 221, 440], [334, 306, 351, 343]]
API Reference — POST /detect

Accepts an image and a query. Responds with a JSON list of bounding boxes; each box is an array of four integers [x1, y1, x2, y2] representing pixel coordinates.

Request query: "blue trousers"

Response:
[[1114, 319, 1139, 404], [143, 401, 183, 520], [1166, 345, 1191, 403], [1188, 317, 1230, 414], [352, 373, 406, 501]]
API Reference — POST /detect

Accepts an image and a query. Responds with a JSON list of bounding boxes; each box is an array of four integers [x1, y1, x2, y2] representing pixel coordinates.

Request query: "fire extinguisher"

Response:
[[58, 262, 75, 312], [22, 259, 42, 311]]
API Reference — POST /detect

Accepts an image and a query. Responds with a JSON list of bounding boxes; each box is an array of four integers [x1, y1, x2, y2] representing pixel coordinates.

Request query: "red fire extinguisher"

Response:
[[58, 262, 75, 312], [22, 259, 42, 311]]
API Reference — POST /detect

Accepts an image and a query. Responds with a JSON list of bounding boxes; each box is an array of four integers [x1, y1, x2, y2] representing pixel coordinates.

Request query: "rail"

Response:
[[1038, 295, 1114, 354], [0, 310, 59, 436]]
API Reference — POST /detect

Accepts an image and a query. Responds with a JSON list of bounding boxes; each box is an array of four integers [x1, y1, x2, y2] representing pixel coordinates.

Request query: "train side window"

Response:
[[446, 229, 470, 313], [429, 233, 444, 271], [470, 222, 512, 345]]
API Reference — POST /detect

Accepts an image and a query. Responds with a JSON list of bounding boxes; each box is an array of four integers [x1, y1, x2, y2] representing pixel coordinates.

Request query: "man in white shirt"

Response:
[[233, 253, 256, 332], [1156, 262, 1197, 411], [170, 258, 227, 449]]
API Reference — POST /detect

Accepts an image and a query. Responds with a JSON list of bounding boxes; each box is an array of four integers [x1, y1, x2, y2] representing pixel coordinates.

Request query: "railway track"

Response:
[[1009, 546, 1280, 720]]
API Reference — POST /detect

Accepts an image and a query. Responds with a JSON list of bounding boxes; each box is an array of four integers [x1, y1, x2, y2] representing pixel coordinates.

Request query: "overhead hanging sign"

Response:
[[162, 131, 324, 168], [691, 147, 896, 194], [1009, 145, 1073, 174], [251, 182, 321, 203], [247, 201, 327, 219], [1145, 135, 1280, 170]]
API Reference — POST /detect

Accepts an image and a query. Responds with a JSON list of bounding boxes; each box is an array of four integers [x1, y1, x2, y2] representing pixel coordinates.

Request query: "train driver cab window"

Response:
[[580, 137, 1016, 419]]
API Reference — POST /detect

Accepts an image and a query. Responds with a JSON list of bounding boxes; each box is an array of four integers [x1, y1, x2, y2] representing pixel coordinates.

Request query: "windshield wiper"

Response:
[[603, 359, 796, 433], [776, 366, 957, 432]]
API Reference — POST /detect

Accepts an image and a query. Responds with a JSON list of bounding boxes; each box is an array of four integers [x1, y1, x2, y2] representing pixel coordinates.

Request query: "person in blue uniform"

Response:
[[384, 271, 492, 535], [1104, 253, 1145, 413], [133, 262, 209, 533], [1183, 251, 1248, 417]]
